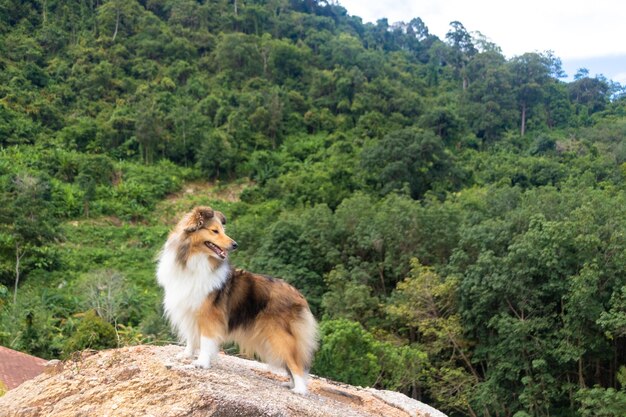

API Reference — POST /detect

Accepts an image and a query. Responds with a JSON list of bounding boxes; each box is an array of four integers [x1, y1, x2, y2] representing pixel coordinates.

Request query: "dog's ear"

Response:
[[214, 210, 226, 225], [183, 206, 215, 233]]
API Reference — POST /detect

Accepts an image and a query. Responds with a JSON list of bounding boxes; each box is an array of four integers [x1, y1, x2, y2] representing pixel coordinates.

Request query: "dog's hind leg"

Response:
[[266, 329, 309, 395], [285, 358, 308, 394], [282, 368, 295, 389]]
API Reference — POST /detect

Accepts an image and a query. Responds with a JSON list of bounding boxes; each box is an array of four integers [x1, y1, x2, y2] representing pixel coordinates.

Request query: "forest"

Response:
[[1, 0, 626, 415]]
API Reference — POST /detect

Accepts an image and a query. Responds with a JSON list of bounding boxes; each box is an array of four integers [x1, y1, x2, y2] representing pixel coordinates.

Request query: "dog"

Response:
[[156, 206, 318, 394]]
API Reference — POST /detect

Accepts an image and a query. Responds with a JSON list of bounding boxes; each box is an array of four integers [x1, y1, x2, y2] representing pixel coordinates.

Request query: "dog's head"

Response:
[[175, 206, 238, 266]]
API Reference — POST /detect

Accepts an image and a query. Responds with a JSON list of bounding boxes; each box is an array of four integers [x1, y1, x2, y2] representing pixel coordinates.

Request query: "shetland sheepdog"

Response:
[[156, 206, 318, 394]]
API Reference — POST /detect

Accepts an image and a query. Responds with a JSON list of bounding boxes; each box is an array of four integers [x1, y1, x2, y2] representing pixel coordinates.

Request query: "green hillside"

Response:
[[1, 1, 626, 415]]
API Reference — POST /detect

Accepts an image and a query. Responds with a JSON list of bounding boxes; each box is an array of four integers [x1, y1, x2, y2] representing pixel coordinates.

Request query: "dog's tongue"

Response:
[[206, 242, 226, 259]]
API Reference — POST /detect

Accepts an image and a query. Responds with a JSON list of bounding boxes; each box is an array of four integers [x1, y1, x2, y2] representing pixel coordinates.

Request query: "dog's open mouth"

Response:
[[204, 242, 227, 259]]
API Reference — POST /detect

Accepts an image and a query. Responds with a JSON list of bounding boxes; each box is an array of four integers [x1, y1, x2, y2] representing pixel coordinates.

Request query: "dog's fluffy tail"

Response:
[[294, 308, 319, 371]]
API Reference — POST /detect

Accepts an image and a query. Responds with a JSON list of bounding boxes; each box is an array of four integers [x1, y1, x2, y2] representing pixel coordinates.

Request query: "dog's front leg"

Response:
[[177, 331, 199, 360], [193, 336, 219, 368], [193, 298, 225, 368], [178, 340, 195, 359]]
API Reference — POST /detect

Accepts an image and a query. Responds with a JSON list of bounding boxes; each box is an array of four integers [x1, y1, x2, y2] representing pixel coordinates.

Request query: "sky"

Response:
[[338, 0, 626, 84]]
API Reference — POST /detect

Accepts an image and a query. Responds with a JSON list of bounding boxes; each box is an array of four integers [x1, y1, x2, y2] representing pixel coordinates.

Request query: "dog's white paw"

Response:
[[176, 350, 195, 360], [291, 374, 308, 395], [192, 358, 211, 369], [176, 342, 197, 360], [291, 386, 308, 395]]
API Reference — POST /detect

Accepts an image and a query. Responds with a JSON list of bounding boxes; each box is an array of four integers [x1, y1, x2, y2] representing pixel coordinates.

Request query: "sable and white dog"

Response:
[[156, 206, 318, 394]]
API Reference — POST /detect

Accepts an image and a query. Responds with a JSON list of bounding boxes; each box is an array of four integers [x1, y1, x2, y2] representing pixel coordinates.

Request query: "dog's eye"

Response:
[[211, 229, 219, 234]]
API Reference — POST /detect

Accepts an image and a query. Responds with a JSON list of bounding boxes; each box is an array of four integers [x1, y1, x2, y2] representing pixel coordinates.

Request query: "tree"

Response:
[[248, 88, 284, 148], [77, 269, 126, 324], [76, 154, 115, 217], [321, 265, 379, 323], [542, 81, 572, 129], [577, 367, 626, 417], [568, 73, 611, 115], [268, 37, 308, 82], [312, 319, 381, 387], [135, 96, 166, 165], [387, 259, 481, 417], [96, 0, 143, 42], [196, 129, 237, 179], [509, 53, 553, 136], [419, 106, 463, 145], [0, 173, 59, 302], [214, 33, 263, 81], [445, 21, 477, 90], [361, 127, 461, 199], [462, 50, 517, 142]]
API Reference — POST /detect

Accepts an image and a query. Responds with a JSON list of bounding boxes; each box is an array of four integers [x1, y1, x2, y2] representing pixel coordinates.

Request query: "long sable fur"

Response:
[[157, 206, 318, 393]]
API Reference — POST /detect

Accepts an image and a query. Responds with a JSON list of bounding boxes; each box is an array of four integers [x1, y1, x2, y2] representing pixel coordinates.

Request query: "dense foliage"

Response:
[[2, 1, 626, 415]]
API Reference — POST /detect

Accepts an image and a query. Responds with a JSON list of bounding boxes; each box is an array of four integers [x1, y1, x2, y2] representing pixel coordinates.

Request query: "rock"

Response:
[[43, 360, 64, 375], [0, 345, 447, 417], [365, 389, 448, 417], [114, 365, 141, 381]]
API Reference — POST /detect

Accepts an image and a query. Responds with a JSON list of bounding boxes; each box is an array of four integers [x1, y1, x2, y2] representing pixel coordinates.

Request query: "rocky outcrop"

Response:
[[0, 345, 446, 417]]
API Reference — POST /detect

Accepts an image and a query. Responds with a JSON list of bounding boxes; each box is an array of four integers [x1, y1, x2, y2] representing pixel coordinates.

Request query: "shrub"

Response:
[[313, 319, 381, 387], [62, 310, 117, 355]]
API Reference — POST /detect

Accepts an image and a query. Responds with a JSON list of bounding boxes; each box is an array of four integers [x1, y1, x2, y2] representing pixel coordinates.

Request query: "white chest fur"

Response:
[[156, 246, 230, 342]]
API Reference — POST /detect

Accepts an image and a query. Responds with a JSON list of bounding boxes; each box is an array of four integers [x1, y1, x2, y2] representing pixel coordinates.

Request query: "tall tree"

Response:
[[463, 50, 516, 142], [96, 0, 142, 42], [568, 71, 611, 115], [509, 53, 552, 136], [0, 174, 58, 302], [445, 21, 477, 90]]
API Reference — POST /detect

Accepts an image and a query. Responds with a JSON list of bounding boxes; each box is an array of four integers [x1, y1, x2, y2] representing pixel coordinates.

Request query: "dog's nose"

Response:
[[231, 241, 238, 250]]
